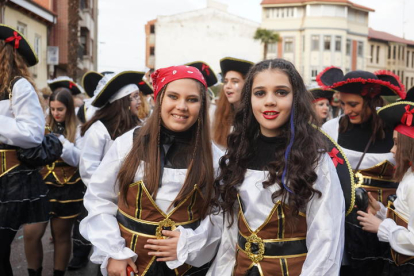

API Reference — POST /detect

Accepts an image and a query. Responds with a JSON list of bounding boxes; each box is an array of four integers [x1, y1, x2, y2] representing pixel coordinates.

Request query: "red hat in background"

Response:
[[151, 65, 207, 100]]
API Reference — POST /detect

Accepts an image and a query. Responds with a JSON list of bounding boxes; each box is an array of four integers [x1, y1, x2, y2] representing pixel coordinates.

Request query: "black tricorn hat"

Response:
[[378, 101, 414, 129], [405, 86, 414, 102], [0, 24, 38, 67], [48, 77, 84, 95], [185, 61, 218, 87], [82, 71, 103, 98], [318, 127, 355, 216], [309, 88, 335, 102], [92, 71, 145, 108], [220, 57, 254, 78], [137, 80, 153, 95], [317, 67, 406, 99]]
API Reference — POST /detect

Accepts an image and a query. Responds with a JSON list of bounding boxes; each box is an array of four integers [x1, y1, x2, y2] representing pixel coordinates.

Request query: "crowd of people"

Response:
[[1, 23, 414, 276]]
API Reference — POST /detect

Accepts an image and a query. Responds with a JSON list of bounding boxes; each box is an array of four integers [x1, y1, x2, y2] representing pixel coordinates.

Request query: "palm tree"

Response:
[[254, 28, 280, 60]]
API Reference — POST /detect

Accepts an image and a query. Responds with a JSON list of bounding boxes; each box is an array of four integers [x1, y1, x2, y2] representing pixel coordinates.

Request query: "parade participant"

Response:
[[212, 57, 253, 149], [309, 88, 335, 126], [357, 99, 414, 275], [331, 91, 343, 118], [23, 88, 84, 276], [48, 76, 85, 116], [136, 79, 152, 120], [68, 72, 145, 271], [210, 59, 344, 275], [318, 67, 406, 275], [78, 71, 103, 124], [80, 65, 223, 276], [0, 24, 48, 276]]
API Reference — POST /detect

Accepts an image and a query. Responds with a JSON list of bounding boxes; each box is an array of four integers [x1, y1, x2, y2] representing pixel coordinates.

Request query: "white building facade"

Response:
[[261, 0, 373, 85], [151, 2, 261, 74]]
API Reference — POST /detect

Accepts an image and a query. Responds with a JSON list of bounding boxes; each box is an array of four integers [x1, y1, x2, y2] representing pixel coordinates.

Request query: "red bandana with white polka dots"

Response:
[[151, 65, 207, 100]]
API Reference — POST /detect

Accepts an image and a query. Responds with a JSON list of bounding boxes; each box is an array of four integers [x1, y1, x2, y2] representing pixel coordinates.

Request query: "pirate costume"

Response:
[[310, 88, 335, 125], [0, 24, 49, 275], [80, 66, 223, 276], [374, 100, 414, 275], [319, 67, 406, 275]]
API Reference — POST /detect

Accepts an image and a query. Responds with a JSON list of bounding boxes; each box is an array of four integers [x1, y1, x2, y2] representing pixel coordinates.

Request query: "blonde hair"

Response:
[[137, 91, 150, 120]]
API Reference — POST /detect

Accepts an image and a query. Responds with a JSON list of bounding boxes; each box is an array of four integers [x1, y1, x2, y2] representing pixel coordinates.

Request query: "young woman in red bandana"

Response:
[[80, 65, 223, 276], [357, 99, 414, 275]]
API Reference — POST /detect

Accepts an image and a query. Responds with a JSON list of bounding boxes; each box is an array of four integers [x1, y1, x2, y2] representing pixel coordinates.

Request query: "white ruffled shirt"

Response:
[[79, 121, 113, 186], [0, 78, 45, 148], [377, 168, 414, 256], [79, 128, 224, 276], [322, 117, 395, 169], [57, 126, 83, 167], [208, 153, 345, 275]]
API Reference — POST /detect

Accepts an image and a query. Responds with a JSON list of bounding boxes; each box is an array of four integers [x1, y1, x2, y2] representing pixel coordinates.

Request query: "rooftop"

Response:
[[260, 0, 374, 12], [369, 28, 414, 46]]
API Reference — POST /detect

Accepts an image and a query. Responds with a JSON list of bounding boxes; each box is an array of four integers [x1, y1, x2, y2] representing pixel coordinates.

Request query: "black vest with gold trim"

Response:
[[117, 180, 209, 276], [234, 195, 308, 276]]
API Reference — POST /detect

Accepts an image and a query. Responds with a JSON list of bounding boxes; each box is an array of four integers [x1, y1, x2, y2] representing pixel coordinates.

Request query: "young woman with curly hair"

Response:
[[0, 25, 48, 276], [210, 59, 344, 275]]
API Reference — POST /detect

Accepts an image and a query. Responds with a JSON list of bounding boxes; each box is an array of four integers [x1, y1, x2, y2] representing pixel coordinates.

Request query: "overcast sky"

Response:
[[97, 0, 414, 72]]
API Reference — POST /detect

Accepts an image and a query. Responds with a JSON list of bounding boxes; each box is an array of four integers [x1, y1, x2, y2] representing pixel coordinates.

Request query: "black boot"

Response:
[[28, 267, 42, 276], [53, 270, 65, 276]]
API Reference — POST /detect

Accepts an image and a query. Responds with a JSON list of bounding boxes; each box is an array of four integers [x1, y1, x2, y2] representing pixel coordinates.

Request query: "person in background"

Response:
[[47, 76, 85, 116], [24, 88, 84, 276], [309, 88, 335, 126], [0, 24, 48, 276], [212, 57, 253, 149], [357, 97, 414, 275], [319, 67, 406, 275]]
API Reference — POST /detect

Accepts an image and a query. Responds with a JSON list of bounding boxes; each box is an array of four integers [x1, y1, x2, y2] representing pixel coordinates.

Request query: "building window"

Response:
[[376, 46, 380, 64], [34, 35, 41, 60], [311, 35, 319, 51], [393, 46, 396, 59], [402, 47, 405, 60], [406, 77, 409, 87], [284, 37, 293, 53], [268, 43, 277, 54], [412, 77, 414, 87], [150, 47, 155, 55], [311, 68, 318, 80], [346, 39, 351, 55], [370, 45, 374, 63], [324, 36, 331, 51], [335, 36, 341, 51], [412, 51, 414, 68], [150, 24, 155, 34], [345, 68, 350, 73], [80, 27, 89, 56], [407, 51, 410, 67], [357, 41, 363, 57], [17, 22, 26, 36]]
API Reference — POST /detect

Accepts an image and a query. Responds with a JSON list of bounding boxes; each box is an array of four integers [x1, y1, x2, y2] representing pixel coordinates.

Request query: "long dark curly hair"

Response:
[[216, 59, 326, 225]]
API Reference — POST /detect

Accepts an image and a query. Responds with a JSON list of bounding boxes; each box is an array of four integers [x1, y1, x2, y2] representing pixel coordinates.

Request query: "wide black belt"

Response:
[[117, 210, 200, 238], [237, 232, 307, 263]]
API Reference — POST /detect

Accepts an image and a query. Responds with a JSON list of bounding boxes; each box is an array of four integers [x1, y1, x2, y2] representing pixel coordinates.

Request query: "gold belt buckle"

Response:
[[156, 218, 176, 239], [245, 233, 265, 263], [354, 172, 364, 187]]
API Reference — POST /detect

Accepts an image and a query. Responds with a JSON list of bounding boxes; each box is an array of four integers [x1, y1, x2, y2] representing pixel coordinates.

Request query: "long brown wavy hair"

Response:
[[394, 132, 414, 182], [117, 80, 215, 219], [216, 59, 325, 225], [0, 40, 38, 99], [81, 95, 141, 139], [48, 88, 78, 143], [339, 95, 385, 142]]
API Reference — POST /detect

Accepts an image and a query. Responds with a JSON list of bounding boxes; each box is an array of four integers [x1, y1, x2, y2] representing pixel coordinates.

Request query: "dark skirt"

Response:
[[0, 163, 50, 231], [144, 261, 211, 276], [45, 169, 85, 219], [380, 245, 414, 276]]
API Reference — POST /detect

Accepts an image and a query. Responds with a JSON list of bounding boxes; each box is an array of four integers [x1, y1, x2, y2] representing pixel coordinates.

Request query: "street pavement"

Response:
[[10, 225, 99, 276]]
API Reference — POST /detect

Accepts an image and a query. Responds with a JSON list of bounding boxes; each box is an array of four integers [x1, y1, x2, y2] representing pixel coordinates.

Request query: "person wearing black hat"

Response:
[[0, 24, 49, 276], [357, 100, 414, 275], [210, 59, 347, 275], [309, 88, 335, 126], [212, 57, 254, 149], [319, 67, 406, 275]]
